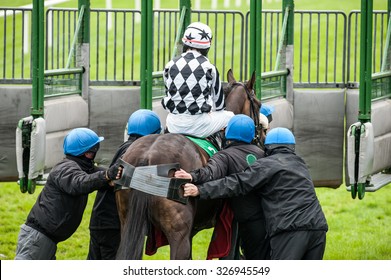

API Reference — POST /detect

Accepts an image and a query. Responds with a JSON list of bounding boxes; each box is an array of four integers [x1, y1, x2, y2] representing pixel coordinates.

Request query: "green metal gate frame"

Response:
[[19, 0, 90, 194], [348, 0, 391, 199]]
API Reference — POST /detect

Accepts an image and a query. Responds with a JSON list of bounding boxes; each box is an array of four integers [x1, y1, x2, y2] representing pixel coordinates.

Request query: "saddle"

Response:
[[164, 128, 226, 155]]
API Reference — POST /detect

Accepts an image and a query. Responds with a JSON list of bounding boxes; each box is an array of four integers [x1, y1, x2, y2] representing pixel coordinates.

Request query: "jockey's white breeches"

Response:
[[165, 110, 235, 138]]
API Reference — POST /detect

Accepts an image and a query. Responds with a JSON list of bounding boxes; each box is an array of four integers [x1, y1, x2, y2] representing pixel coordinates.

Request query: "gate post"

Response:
[[359, 0, 373, 123], [31, 0, 44, 118], [140, 0, 154, 109], [78, 0, 90, 101], [283, 0, 295, 104], [249, 0, 262, 99], [16, 0, 46, 194]]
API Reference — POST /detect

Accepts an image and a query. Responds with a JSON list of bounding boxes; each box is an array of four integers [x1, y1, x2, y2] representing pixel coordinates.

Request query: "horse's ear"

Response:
[[227, 69, 236, 84], [247, 71, 256, 90]]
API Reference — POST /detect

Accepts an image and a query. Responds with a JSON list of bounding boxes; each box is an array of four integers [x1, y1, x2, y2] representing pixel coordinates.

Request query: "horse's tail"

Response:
[[116, 190, 150, 260]]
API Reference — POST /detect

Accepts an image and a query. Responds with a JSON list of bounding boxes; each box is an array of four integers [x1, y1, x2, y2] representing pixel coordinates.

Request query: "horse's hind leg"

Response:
[[153, 199, 195, 260], [167, 230, 193, 260]]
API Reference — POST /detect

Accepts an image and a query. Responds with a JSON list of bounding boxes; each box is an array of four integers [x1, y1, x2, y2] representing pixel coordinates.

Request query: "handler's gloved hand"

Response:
[[105, 163, 122, 181]]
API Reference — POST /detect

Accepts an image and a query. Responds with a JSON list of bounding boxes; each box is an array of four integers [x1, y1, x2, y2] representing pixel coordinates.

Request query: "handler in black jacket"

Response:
[[15, 128, 121, 260], [175, 114, 269, 260], [183, 127, 328, 260], [87, 109, 162, 260]]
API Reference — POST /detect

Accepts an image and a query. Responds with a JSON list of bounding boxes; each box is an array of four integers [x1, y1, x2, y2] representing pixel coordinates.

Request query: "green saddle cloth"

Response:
[[186, 136, 218, 157]]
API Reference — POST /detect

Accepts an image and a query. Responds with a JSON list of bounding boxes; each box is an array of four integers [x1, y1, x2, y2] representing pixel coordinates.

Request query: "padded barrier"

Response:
[[16, 116, 46, 181], [16, 116, 33, 180], [28, 117, 46, 179], [293, 89, 345, 187], [345, 90, 391, 186], [347, 122, 374, 185]]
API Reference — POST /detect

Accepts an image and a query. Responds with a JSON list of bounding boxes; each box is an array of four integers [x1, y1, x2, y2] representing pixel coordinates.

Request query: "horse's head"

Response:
[[224, 69, 265, 148]]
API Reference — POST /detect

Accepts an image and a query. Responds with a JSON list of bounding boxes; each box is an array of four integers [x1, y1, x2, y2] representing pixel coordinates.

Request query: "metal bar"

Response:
[[31, 0, 44, 118], [299, 13, 303, 83], [44, 91, 82, 98], [261, 69, 288, 79], [122, 11, 126, 81], [2, 9, 6, 79], [274, 6, 289, 71], [65, 5, 84, 69], [12, 10, 15, 78], [44, 68, 84, 76], [21, 10, 25, 78], [372, 70, 391, 79], [381, 12, 391, 72], [104, 10, 108, 80], [263, 12, 267, 71], [308, 13, 312, 82], [171, 6, 187, 59], [96, 12, 99, 80], [359, 0, 373, 122], [373, 14, 378, 71], [114, 11, 117, 80], [316, 13, 320, 83]]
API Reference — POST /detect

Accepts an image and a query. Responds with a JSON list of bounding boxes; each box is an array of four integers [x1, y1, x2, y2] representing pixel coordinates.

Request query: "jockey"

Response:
[[182, 127, 328, 260], [175, 114, 267, 259], [15, 128, 121, 260], [88, 109, 161, 260], [162, 21, 234, 138]]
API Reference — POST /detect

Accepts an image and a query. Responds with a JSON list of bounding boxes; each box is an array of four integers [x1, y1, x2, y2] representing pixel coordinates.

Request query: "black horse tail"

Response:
[[116, 190, 150, 260]]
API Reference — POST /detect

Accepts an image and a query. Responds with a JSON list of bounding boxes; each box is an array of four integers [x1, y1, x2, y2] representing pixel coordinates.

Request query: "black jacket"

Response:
[[191, 141, 265, 222], [26, 156, 108, 243], [89, 136, 139, 230], [191, 141, 264, 184], [198, 147, 328, 237]]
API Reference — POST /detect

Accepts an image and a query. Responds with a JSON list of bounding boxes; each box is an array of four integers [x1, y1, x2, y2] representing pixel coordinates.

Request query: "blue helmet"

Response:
[[265, 127, 295, 148], [225, 114, 255, 143], [127, 109, 162, 136], [260, 104, 274, 123], [260, 104, 275, 117], [63, 128, 104, 156]]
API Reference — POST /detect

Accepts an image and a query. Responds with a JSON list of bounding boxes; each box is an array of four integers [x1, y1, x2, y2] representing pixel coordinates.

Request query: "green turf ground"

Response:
[[1, 181, 390, 260]]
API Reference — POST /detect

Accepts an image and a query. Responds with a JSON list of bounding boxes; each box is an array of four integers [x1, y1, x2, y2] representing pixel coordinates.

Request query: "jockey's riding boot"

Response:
[[206, 130, 226, 151]]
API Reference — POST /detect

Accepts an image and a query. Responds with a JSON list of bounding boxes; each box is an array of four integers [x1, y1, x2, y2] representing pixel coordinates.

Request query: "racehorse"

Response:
[[115, 69, 262, 260]]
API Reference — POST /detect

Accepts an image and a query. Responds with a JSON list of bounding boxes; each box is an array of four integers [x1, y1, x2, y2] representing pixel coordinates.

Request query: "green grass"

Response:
[[1, 181, 390, 260]]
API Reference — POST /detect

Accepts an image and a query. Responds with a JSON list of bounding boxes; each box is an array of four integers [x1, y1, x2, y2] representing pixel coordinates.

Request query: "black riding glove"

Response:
[[105, 163, 121, 181]]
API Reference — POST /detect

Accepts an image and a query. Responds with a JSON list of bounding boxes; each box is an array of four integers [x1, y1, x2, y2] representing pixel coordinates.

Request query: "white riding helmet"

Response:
[[259, 113, 269, 130], [182, 22, 212, 49]]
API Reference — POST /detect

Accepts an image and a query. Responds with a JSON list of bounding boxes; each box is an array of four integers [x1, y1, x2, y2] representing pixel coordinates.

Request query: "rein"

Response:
[[231, 82, 264, 148]]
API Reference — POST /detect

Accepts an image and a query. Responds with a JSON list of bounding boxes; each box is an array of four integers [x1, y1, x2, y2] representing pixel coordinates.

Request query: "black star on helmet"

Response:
[[199, 29, 210, 40], [186, 33, 195, 41]]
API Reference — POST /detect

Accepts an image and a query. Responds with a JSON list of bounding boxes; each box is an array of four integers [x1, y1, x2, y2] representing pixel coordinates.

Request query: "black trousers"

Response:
[[270, 230, 326, 260], [87, 229, 121, 260], [239, 219, 271, 260]]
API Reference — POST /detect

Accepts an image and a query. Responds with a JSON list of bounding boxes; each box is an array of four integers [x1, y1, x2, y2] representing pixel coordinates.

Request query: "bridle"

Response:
[[231, 82, 264, 148]]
